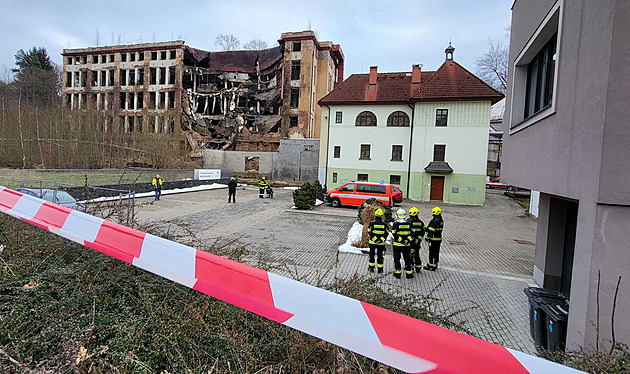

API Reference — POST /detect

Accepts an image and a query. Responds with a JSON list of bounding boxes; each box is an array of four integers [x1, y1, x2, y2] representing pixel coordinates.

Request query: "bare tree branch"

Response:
[[215, 34, 240, 51], [242, 39, 269, 50], [476, 38, 509, 93]]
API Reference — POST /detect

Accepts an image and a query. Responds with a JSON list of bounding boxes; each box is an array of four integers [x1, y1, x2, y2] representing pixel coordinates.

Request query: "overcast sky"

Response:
[[0, 0, 512, 78]]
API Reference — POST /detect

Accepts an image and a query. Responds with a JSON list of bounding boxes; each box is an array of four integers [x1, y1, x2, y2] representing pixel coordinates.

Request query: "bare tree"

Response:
[[476, 38, 509, 93], [215, 34, 240, 51], [243, 39, 269, 50]]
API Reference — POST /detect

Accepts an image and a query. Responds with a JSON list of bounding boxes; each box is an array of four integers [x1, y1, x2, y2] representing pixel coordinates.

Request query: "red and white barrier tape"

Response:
[[0, 186, 584, 374]]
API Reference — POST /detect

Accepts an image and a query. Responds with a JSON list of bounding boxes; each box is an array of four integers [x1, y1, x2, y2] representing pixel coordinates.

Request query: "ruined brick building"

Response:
[[61, 31, 344, 155]]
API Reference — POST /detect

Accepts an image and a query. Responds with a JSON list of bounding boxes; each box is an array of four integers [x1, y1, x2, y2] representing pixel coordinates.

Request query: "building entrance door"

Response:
[[430, 176, 444, 201]]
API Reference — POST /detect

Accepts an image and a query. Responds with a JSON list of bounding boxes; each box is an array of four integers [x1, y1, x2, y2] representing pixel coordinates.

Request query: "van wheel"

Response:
[[331, 198, 341, 208]]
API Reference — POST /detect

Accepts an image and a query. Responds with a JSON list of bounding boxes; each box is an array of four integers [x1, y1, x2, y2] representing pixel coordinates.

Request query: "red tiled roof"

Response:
[[319, 60, 503, 105], [411, 61, 503, 104]]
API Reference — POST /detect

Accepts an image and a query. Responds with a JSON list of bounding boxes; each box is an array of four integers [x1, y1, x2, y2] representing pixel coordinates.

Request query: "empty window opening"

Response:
[[170, 50, 176, 59], [137, 92, 144, 109], [168, 66, 175, 85], [149, 92, 156, 109], [120, 92, 126, 109], [137, 68, 144, 85], [293, 41, 301, 52], [159, 67, 166, 85], [160, 51, 167, 60], [150, 68, 157, 85], [66, 72, 72, 87], [129, 53, 136, 62], [290, 88, 299, 108], [291, 60, 301, 80], [120, 53, 127, 62], [159, 92, 166, 110], [168, 91, 175, 109], [107, 70, 114, 86], [120, 69, 127, 86], [151, 51, 158, 60], [289, 116, 298, 127]]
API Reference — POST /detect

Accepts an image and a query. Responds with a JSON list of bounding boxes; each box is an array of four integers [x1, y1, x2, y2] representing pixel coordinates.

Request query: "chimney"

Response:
[[369, 66, 378, 85], [411, 64, 422, 84], [367, 66, 378, 101]]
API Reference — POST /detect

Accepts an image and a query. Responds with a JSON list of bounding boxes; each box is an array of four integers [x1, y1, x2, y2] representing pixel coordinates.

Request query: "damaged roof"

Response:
[[319, 60, 503, 105], [184, 46, 283, 73]]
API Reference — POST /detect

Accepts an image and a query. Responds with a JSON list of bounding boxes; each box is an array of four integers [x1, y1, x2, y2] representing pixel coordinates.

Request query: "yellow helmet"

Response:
[[409, 207, 419, 216], [374, 208, 384, 217], [262, 176, 266, 180], [432, 207, 442, 216]]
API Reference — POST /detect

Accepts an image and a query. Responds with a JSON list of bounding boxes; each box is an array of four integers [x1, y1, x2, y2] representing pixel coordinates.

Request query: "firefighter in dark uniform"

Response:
[[258, 176, 267, 198], [367, 208, 388, 273], [424, 207, 444, 271], [407, 207, 425, 273], [391, 209, 414, 279]]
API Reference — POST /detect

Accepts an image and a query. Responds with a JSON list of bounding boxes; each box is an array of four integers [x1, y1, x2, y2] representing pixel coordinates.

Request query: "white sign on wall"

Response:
[[194, 169, 221, 180]]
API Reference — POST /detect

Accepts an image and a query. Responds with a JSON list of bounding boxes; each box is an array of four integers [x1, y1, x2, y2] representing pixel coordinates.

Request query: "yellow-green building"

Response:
[[318, 45, 503, 205]]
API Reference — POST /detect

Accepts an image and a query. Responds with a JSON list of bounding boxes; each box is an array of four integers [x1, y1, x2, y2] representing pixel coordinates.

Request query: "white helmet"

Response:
[[396, 208, 406, 219]]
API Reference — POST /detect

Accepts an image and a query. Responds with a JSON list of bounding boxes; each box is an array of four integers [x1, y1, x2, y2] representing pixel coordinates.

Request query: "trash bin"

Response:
[[543, 300, 569, 352], [524, 287, 565, 349]]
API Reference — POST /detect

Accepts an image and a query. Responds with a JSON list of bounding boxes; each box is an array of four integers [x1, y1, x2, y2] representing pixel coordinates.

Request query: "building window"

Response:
[[390, 175, 401, 185], [161, 51, 167, 60], [335, 111, 342, 123], [120, 53, 127, 62], [289, 116, 298, 127], [436, 109, 448, 127], [291, 60, 301, 80], [332, 173, 338, 183], [525, 33, 557, 119], [129, 53, 136, 62], [391, 145, 403, 161], [290, 88, 299, 108], [170, 50, 176, 59], [387, 111, 409, 127], [360, 144, 371, 160], [357, 174, 369, 182], [433, 144, 446, 162], [293, 41, 301, 52], [355, 111, 377, 126], [333, 146, 341, 158]]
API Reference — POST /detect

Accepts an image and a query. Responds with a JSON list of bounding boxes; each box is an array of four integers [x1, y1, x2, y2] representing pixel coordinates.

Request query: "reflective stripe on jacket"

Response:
[[392, 220, 413, 247], [258, 180, 267, 188], [425, 216, 444, 242], [368, 219, 389, 245], [407, 216, 425, 240]]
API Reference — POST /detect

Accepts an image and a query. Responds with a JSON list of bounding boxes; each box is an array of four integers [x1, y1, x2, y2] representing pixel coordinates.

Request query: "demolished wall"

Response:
[[181, 46, 285, 153]]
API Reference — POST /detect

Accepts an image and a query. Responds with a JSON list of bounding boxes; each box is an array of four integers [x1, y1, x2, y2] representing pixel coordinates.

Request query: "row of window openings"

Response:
[[66, 67, 176, 88], [114, 116, 176, 134], [331, 173, 402, 185], [66, 91, 176, 111], [67, 50, 177, 65], [334, 109, 448, 127], [333, 144, 446, 162]]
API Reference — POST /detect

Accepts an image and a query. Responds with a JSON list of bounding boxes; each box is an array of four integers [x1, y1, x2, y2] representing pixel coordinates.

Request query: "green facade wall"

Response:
[[326, 167, 485, 205]]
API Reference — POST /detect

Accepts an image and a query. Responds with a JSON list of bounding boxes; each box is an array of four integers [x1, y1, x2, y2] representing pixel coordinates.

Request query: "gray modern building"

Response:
[[503, 0, 630, 351]]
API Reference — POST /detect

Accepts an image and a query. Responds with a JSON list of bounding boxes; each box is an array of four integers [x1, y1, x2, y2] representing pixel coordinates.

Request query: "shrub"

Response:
[[312, 180, 326, 202], [293, 183, 316, 209]]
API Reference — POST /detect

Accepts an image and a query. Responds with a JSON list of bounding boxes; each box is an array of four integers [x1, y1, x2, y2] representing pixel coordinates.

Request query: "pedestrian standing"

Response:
[[152, 174, 164, 201], [367, 208, 388, 273], [227, 177, 237, 203], [391, 209, 414, 279], [258, 176, 267, 199], [407, 207, 425, 273], [424, 207, 444, 271]]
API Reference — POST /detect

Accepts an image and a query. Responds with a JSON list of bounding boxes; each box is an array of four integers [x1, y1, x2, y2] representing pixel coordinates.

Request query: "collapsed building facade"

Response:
[[61, 31, 344, 156]]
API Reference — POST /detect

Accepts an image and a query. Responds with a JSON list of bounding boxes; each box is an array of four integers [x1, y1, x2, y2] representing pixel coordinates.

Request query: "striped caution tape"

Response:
[[0, 186, 585, 374]]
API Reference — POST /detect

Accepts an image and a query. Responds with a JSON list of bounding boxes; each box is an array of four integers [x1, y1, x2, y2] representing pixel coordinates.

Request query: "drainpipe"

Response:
[[324, 104, 331, 187], [406, 102, 415, 199]]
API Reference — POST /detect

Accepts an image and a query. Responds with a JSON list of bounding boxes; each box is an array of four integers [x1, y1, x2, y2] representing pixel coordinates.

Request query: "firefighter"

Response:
[[391, 208, 414, 279], [258, 176, 267, 198], [152, 174, 164, 201], [424, 207, 444, 271], [407, 207, 425, 273], [367, 208, 388, 273]]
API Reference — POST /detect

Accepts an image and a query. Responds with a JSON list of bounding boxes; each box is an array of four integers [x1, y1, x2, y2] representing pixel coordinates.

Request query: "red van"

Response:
[[326, 182, 400, 207]]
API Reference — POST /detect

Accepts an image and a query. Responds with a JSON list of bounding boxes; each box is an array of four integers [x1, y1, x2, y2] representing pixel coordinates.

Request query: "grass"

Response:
[[0, 215, 475, 374], [0, 169, 193, 188]]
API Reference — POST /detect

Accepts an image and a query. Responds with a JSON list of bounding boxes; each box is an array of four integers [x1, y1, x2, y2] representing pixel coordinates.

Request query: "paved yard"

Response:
[[135, 185, 537, 354]]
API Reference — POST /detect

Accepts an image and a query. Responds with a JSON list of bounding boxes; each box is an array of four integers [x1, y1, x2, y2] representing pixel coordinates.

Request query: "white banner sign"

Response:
[[194, 169, 221, 180]]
